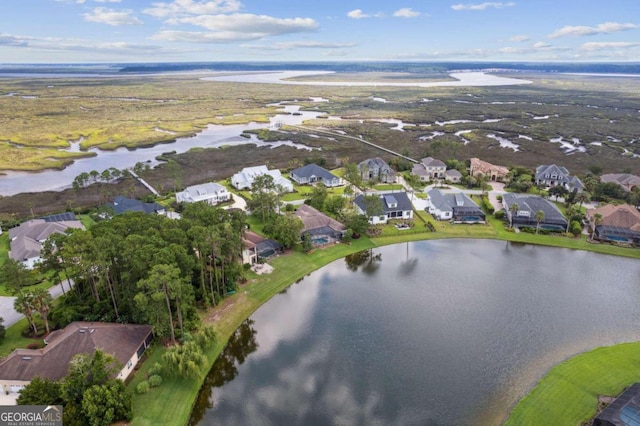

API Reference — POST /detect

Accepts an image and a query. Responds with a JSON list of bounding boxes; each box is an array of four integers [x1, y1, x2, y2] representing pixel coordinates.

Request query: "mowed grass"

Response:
[[0, 317, 44, 358], [505, 342, 640, 425]]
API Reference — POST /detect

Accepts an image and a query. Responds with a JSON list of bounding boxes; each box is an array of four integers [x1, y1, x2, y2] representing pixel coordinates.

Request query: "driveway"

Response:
[[1, 278, 74, 328], [225, 193, 247, 211]]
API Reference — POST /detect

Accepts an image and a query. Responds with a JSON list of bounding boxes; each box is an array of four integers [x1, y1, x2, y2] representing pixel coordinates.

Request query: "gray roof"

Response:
[[445, 169, 463, 178], [358, 158, 393, 173], [421, 157, 446, 168], [503, 193, 567, 226], [176, 182, 227, 203], [9, 219, 84, 262], [601, 173, 640, 189], [428, 189, 481, 213], [354, 191, 413, 215], [107, 196, 164, 215], [0, 322, 152, 382], [291, 164, 338, 181], [294, 205, 346, 233]]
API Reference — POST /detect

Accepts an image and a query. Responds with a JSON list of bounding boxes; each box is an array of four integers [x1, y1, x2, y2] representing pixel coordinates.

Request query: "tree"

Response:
[[14, 292, 38, 334], [535, 210, 545, 235], [264, 214, 304, 249], [343, 162, 362, 196], [162, 340, 207, 379], [100, 168, 112, 183], [574, 191, 591, 208], [509, 203, 519, 229], [591, 212, 603, 240], [31, 288, 53, 334], [343, 213, 370, 236], [362, 194, 383, 219], [82, 380, 132, 426], [17, 377, 62, 406], [302, 232, 313, 253], [0, 258, 35, 295], [249, 174, 282, 222], [0, 317, 5, 342], [308, 185, 328, 210], [324, 195, 345, 216], [548, 185, 568, 201]]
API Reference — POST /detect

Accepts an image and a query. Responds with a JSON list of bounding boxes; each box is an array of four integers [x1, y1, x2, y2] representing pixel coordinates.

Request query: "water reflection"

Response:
[[189, 320, 258, 426], [344, 248, 382, 275]]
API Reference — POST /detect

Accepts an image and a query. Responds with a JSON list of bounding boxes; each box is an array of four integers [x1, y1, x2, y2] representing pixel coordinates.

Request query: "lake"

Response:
[[190, 239, 640, 426]]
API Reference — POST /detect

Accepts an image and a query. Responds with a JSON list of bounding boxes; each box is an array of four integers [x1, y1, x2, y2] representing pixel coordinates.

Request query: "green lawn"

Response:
[[0, 233, 8, 267], [0, 317, 44, 358], [505, 342, 640, 425], [77, 214, 97, 229], [372, 184, 404, 191]]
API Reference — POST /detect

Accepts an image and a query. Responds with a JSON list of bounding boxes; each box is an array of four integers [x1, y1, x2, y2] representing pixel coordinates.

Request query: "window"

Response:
[[127, 360, 133, 369]]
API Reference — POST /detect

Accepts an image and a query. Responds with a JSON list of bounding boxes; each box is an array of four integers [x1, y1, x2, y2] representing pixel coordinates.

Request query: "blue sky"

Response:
[[1, 0, 639, 63]]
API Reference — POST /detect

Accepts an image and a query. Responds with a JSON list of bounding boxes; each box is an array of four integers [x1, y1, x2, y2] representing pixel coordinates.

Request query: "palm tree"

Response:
[[14, 292, 38, 335], [535, 210, 545, 235], [31, 288, 53, 334], [574, 191, 591, 208], [509, 203, 519, 229], [591, 212, 603, 240]]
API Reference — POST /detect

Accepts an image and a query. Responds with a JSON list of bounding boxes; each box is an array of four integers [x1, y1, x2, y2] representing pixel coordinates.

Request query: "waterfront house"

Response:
[[290, 164, 341, 187], [593, 382, 640, 426], [535, 164, 583, 192], [358, 157, 397, 183], [176, 182, 230, 205], [231, 165, 294, 192], [502, 193, 568, 231], [242, 230, 283, 264], [587, 204, 640, 245], [106, 195, 165, 215], [469, 158, 509, 182], [9, 217, 85, 269], [354, 191, 414, 225], [0, 322, 153, 399], [294, 204, 346, 245], [411, 157, 446, 181], [426, 189, 485, 223]]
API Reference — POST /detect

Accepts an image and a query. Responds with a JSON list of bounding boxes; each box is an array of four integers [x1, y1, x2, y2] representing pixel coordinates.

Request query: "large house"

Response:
[[231, 165, 293, 192], [106, 195, 165, 215], [469, 158, 509, 182], [9, 216, 85, 269], [502, 193, 568, 231], [445, 169, 462, 183], [0, 322, 153, 399], [354, 192, 414, 225], [600, 173, 640, 192], [176, 182, 230, 205], [294, 204, 346, 246], [241, 230, 283, 264], [290, 164, 341, 187], [411, 157, 447, 181], [358, 158, 396, 184], [426, 189, 486, 223], [535, 164, 584, 192], [587, 204, 640, 245]]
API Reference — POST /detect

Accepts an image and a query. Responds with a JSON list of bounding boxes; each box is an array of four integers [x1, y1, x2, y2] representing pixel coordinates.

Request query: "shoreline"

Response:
[[127, 230, 640, 425]]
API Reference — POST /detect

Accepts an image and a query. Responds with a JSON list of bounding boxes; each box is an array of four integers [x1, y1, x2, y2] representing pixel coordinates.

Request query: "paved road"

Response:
[[0, 278, 73, 328]]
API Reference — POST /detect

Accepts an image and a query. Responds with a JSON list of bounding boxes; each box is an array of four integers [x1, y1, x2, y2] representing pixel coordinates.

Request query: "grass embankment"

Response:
[[505, 342, 640, 425], [128, 238, 375, 426]]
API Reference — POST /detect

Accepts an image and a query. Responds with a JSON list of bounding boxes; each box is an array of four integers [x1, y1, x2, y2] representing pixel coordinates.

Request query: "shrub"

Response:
[[148, 362, 162, 376], [496, 195, 503, 202], [26, 342, 45, 350], [136, 381, 150, 394], [148, 375, 163, 388], [494, 210, 505, 220], [570, 220, 583, 236]]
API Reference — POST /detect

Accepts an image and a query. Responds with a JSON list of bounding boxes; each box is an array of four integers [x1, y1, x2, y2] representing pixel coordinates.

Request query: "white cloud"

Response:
[[83, 7, 143, 25], [581, 41, 640, 51], [242, 41, 357, 51], [549, 22, 640, 38], [143, 0, 241, 18], [533, 41, 551, 49], [451, 2, 515, 11], [393, 8, 420, 18], [347, 9, 369, 19], [55, 0, 86, 4], [94, 0, 122, 3], [509, 35, 530, 42]]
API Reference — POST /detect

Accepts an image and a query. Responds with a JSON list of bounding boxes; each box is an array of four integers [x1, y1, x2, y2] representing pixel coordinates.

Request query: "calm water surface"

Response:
[[191, 240, 640, 426]]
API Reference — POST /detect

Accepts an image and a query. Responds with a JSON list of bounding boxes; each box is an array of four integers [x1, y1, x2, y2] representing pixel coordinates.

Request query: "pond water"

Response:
[[0, 105, 323, 196], [190, 239, 640, 426]]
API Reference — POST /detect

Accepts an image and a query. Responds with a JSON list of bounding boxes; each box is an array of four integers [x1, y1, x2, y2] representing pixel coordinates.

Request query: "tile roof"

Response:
[[0, 322, 152, 382], [601, 173, 640, 190], [469, 158, 509, 176], [588, 204, 640, 231]]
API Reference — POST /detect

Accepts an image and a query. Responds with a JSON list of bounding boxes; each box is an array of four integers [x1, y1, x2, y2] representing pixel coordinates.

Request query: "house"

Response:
[[426, 189, 485, 223], [535, 165, 584, 192], [290, 164, 341, 187], [502, 193, 568, 231], [9, 218, 85, 269], [469, 158, 509, 181], [0, 322, 153, 399], [106, 196, 165, 215], [411, 157, 447, 181], [594, 382, 640, 426], [231, 165, 293, 192], [354, 191, 414, 225], [587, 204, 640, 245], [176, 182, 230, 205], [358, 158, 397, 183], [445, 169, 462, 183], [294, 204, 347, 245], [242, 230, 283, 264], [600, 173, 640, 192]]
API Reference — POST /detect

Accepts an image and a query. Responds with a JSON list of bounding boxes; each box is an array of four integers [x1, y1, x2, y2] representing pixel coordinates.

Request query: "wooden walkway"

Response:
[[128, 169, 160, 196]]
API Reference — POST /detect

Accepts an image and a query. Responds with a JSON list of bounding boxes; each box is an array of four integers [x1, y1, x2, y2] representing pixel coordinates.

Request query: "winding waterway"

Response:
[[191, 239, 640, 426]]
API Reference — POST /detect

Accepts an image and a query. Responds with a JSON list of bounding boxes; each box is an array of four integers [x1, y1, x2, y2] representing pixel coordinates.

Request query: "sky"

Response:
[[1, 0, 640, 63]]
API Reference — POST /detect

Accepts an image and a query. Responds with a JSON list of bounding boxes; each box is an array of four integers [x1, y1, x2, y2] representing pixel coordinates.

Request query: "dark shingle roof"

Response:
[[0, 322, 152, 382], [503, 193, 567, 226], [354, 191, 413, 215], [358, 158, 393, 173], [107, 196, 164, 215], [594, 383, 640, 426], [428, 189, 481, 213], [41, 212, 77, 222], [291, 164, 338, 181]]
